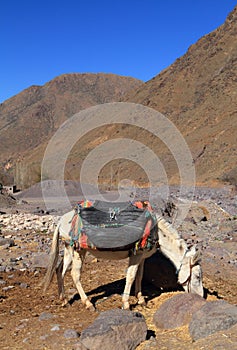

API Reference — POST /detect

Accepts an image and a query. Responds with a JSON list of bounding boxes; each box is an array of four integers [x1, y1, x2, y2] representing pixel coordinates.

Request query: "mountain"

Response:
[[63, 6, 237, 189], [0, 73, 143, 187], [124, 6, 237, 187], [1, 6, 237, 190]]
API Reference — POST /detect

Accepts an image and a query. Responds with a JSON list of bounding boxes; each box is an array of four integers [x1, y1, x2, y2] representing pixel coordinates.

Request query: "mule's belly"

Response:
[[86, 246, 156, 260], [87, 249, 130, 260]]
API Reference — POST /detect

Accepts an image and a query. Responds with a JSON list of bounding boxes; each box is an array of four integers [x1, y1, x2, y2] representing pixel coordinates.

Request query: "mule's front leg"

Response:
[[122, 257, 140, 310], [56, 258, 65, 303], [71, 250, 95, 311]]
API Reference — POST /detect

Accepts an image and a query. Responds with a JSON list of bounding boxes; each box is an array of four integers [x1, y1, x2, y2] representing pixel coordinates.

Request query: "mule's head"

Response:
[[177, 246, 204, 297]]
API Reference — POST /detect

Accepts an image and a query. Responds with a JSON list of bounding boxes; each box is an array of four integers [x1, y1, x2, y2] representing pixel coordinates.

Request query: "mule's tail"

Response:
[[43, 222, 60, 293]]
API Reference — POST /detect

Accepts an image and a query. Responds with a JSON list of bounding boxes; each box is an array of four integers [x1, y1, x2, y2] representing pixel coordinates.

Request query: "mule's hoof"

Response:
[[86, 304, 96, 312], [61, 300, 69, 307], [122, 303, 130, 310], [137, 296, 146, 306], [84, 299, 95, 311]]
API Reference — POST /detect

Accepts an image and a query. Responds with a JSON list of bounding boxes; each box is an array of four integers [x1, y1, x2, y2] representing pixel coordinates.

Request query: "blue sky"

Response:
[[1, 0, 236, 103]]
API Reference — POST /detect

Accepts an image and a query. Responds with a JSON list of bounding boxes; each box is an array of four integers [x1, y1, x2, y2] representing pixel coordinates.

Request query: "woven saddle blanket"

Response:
[[69, 200, 157, 250]]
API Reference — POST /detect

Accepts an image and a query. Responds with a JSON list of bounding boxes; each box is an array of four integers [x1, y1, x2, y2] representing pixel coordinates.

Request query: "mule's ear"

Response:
[[191, 250, 202, 265], [190, 245, 197, 253], [186, 245, 196, 258]]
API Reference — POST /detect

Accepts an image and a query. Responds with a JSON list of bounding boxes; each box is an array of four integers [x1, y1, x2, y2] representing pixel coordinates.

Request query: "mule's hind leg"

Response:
[[57, 245, 73, 306], [135, 259, 146, 306], [71, 250, 94, 310], [56, 258, 64, 299]]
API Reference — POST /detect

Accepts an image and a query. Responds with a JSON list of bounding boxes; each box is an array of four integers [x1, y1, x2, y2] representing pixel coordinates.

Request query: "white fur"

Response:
[[43, 210, 204, 310]]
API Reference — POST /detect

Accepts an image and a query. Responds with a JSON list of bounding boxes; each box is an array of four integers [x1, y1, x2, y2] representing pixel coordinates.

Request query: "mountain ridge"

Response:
[[1, 6, 237, 189], [0, 73, 143, 187], [124, 5, 237, 186]]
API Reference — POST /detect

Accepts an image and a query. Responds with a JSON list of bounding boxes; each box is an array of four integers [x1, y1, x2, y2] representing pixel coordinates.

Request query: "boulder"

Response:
[[194, 323, 237, 349], [79, 308, 147, 350], [189, 300, 237, 340], [153, 293, 206, 329]]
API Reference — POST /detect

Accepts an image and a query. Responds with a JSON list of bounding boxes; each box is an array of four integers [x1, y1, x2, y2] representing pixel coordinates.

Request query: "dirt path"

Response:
[[0, 238, 234, 350]]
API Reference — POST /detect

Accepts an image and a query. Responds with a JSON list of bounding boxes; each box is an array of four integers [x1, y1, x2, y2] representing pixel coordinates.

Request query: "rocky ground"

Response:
[[0, 184, 236, 349]]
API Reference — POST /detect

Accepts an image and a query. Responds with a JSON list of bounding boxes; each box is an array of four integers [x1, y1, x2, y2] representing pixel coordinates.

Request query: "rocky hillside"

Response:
[[65, 6, 237, 189], [1, 6, 237, 189], [125, 6, 237, 186], [0, 73, 143, 187]]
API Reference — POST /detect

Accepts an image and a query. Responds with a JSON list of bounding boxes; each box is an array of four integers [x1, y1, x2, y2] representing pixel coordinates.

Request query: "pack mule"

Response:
[[43, 201, 204, 310]]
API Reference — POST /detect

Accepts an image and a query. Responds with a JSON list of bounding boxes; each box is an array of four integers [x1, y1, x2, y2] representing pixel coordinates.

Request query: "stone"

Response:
[[153, 293, 206, 329], [31, 252, 49, 268], [194, 323, 237, 349], [38, 312, 54, 321], [189, 300, 237, 340], [3, 286, 15, 292], [63, 329, 80, 339], [0, 212, 58, 233], [0, 238, 15, 247], [79, 308, 147, 350], [51, 324, 60, 331]]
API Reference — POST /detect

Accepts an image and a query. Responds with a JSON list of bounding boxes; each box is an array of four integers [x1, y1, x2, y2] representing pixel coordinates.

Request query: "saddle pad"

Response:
[[79, 200, 152, 249]]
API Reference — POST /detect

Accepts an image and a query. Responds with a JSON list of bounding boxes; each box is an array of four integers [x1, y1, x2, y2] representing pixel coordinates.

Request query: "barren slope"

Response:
[[0, 73, 143, 186], [124, 6, 237, 186]]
